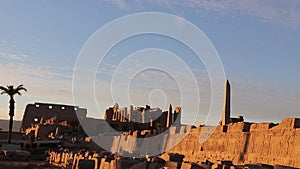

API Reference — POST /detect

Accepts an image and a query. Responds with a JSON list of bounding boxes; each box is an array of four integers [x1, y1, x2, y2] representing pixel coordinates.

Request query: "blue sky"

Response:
[[0, 0, 299, 125]]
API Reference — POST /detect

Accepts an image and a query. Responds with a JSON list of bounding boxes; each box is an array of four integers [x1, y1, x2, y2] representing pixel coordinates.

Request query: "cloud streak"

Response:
[[110, 0, 129, 10], [106, 0, 300, 27], [0, 62, 73, 120], [0, 51, 30, 61], [179, 0, 300, 27]]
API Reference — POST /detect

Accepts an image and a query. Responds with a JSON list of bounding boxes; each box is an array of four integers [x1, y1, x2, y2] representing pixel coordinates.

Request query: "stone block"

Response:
[[180, 126, 187, 133], [250, 123, 276, 131], [109, 160, 116, 169], [99, 158, 110, 169], [169, 126, 177, 134], [278, 118, 300, 129], [227, 122, 252, 132], [165, 161, 179, 168], [181, 162, 192, 169]]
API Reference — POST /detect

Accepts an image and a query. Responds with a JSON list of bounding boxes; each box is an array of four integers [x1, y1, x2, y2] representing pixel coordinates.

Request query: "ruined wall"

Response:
[[97, 118, 299, 167], [21, 102, 87, 131], [166, 118, 300, 168]]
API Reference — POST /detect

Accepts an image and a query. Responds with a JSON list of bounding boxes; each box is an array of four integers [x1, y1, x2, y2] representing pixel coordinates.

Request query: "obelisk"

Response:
[[166, 104, 172, 128], [221, 79, 231, 125]]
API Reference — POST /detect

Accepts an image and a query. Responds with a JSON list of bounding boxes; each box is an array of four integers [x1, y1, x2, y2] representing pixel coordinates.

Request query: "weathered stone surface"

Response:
[[250, 123, 276, 132], [181, 162, 192, 169], [227, 122, 252, 132], [48, 118, 299, 169], [165, 161, 179, 169], [276, 118, 300, 129], [166, 119, 300, 168], [212, 163, 222, 169]]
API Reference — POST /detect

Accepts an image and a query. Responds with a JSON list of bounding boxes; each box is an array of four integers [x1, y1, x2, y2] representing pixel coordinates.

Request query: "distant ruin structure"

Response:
[[20, 102, 182, 139], [18, 79, 300, 169], [18, 78, 300, 168], [21, 102, 108, 139], [21, 103, 87, 130], [104, 104, 182, 132]]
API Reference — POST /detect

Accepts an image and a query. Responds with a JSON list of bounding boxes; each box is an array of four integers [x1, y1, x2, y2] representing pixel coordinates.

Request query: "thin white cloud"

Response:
[[0, 62, 71, 80], [111, 0, 129, 10], [0, 51, 29, 60], [106, 0, 300, 27], [179, 0, 300, 27], [0, 62, 73, 120]]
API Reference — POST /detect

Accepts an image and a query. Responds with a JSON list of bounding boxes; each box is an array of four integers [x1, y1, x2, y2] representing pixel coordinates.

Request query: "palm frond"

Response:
[[16, 84, 24, 89], [0, 84, 27, 95], [17, 84, 23, 88], [16, 84, 27, 92], [0, 86, 8, 91], [17, 87, 27, 92], [1, 91, 7, 95]]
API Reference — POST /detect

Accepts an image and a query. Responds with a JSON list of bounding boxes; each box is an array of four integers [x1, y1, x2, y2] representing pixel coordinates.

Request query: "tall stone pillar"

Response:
[[221, 79, 231, 125], [166, 104, 172, 128]]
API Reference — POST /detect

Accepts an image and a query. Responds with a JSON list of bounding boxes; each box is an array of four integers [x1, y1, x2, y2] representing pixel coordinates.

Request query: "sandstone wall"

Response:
[[108, 126, 191, 157], [108, 118, 299, 168], [166, 118, 300, 168]]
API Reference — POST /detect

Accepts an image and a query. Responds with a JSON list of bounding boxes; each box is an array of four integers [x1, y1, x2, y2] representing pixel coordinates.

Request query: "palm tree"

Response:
[[0, 84, 27, 144]]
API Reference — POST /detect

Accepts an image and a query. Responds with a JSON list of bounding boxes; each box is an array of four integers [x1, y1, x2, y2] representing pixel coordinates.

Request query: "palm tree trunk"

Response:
[[8, 96, 15, 144], [8, 116, 13, 144]]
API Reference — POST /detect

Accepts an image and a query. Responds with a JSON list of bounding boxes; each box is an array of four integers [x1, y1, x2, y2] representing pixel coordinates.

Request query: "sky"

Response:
[[0, 0, 299, 126]]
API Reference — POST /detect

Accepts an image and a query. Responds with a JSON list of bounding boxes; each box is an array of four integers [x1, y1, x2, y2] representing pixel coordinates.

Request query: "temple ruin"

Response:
[[104, 103, 181, 132], [15, 80, 300, 168]]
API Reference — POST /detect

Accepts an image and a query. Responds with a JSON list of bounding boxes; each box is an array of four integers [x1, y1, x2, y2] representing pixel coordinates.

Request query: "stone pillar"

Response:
[[221, 79, 231, 126], [166, 104, 172, 128], [128, 105, 133, 122]]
